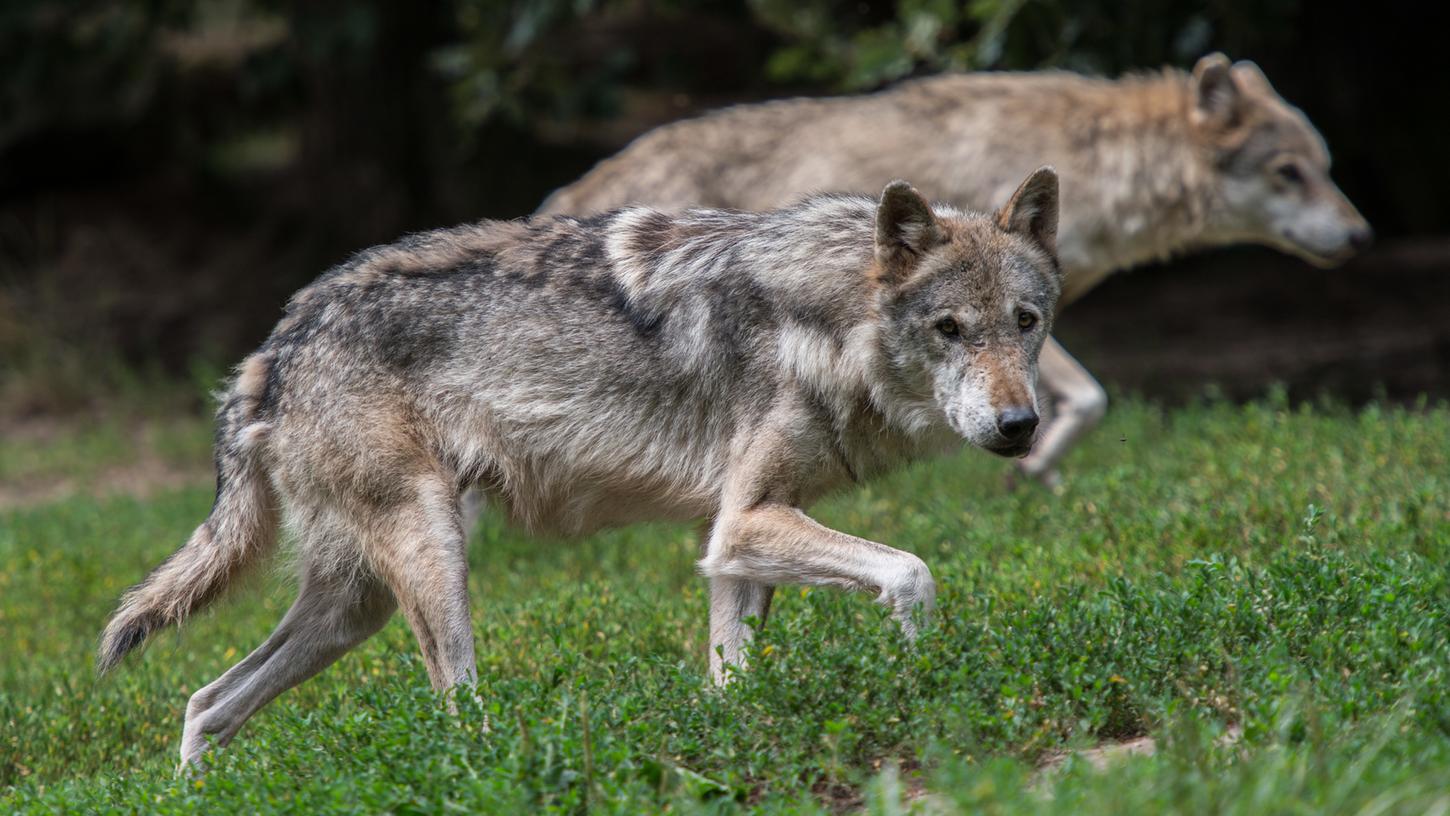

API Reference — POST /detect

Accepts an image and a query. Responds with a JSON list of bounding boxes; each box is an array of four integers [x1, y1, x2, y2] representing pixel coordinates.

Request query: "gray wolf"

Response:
[[99, 168, 1063, 766], [539, 53, 1372, 487]]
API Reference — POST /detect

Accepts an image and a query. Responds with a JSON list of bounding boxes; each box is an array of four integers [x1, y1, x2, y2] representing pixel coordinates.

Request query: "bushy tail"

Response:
[[98, 353, 278, 673]]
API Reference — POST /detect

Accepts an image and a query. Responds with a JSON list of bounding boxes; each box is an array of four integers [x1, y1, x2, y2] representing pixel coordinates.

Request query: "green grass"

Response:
[[3, 394, 1450, 813]]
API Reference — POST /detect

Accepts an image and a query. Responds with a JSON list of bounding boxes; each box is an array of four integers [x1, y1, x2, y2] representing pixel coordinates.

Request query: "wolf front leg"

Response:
[[1016, 336, 1107, 488], [707, 576, 775, 684], [700, 504, 935, 685]]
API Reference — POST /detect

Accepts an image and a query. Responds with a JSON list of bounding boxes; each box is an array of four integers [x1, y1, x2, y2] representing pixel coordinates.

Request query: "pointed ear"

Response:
[[1192, 52, 1242, 128], [996, 166, 1058, 257], [875, 180, 945, 282], [1231, 59, 1274, 96]]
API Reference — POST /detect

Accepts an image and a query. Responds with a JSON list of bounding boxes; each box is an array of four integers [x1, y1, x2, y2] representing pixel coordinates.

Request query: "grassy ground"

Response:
[[3, 394, 1449, 813]]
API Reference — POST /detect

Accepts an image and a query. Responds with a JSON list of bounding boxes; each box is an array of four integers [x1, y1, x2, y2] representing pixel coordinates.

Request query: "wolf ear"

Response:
[[875, 180, 946, 281], [1231, 60, 1275, 96], [996, 166, 1059, 258], [1192, 53, 1243, 128]]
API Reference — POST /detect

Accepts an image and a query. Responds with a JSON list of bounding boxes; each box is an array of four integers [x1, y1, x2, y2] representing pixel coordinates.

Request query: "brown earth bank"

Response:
[[1057, 237, 1450, 403]]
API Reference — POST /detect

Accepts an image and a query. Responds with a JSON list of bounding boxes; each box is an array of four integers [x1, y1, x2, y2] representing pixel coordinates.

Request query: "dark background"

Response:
[[2, 0, 1447, 416]]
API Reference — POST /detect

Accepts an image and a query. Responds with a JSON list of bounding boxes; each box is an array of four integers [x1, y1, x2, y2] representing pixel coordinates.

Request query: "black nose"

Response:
[[1349, 226, 1374, 252], [996, 407, 1039, 441]]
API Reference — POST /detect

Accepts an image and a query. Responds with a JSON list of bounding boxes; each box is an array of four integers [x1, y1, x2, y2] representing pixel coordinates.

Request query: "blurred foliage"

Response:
[[746, 0, 1298, 85], [1, 0, 281, 156], [434, 0, 619, 129], [0, 0, 1310, 157], [427, 0, 1305, 127]]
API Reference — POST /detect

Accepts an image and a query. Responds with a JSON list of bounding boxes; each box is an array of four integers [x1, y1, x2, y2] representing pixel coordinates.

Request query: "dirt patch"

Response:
[[0, 414, 212, 510], [1038, 734, 1159, 773], [0, 455, 211, 510], [1036, 724, 1243, 777]]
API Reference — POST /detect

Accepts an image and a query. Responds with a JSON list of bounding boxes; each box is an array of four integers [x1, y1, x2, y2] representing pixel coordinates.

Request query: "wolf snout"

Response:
[[996, 406, 1039, 442], [1348, 225, 1374, 253], [1323, 223, 1373, 265]]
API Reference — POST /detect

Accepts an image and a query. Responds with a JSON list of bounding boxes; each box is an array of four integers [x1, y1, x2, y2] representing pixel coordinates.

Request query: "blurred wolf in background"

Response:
[[540, 53, 1372, 487], [99, 169, 1062, 766]]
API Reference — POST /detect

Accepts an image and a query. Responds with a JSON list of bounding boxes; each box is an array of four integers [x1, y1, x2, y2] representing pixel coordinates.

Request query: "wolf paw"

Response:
[[875, 555, 936, 639]]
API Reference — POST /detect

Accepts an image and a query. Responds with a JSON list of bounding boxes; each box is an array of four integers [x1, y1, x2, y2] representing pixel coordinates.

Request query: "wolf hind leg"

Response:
[[179, 565, 396, 767], [365, 477, 477, 693], [1016, 336, 1107, 489]]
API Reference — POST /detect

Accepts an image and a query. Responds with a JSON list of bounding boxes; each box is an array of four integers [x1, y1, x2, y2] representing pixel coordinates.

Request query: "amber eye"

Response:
[[936, 317, 959, 337], [1017, 311, 1037, 331]]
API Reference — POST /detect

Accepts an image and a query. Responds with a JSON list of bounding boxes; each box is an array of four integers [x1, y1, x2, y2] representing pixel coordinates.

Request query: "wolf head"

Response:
[[875, 168, 1062, 457], [1190, 53, 1372, 267]]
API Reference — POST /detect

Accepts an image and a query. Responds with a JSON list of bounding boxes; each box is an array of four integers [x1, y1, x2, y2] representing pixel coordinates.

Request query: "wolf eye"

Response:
[[1017, 312, 1037, 331], [1275, 163, 1304, 185], [936, 317, 959, 337]]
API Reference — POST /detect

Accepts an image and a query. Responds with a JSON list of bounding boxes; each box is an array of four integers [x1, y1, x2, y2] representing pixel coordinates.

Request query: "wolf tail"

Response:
[[98, 352, 279, 673]]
